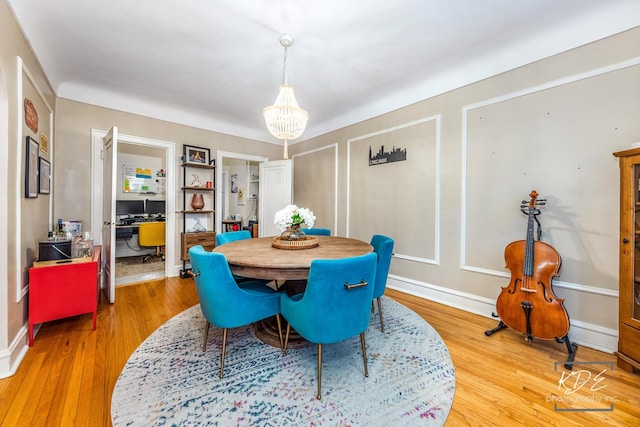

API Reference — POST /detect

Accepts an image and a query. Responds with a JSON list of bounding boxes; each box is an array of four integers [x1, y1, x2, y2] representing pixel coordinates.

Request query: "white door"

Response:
[[259, 159, 292, 237], [102, 127, 118, 303]]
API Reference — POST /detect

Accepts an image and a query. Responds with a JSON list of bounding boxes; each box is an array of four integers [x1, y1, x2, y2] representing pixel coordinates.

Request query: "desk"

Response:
[[213, 236, 373, 281], [115, 220, 165, 258]]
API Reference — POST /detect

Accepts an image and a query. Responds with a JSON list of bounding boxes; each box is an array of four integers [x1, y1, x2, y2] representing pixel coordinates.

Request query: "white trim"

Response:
[[0, 326, 29, 380], [465, 57, 640, 113], [459, 265, 618, 298], [15, 57, 54, 302], [347, 115, 441, 266], [387, 275, 618, 354], [91, 129, 177, 284], [0, 62, 17, 379], [460, 56, 640, 272], [393, 253, 439, 266], [215, 151, 269, 234], [291, 143, 339, 234]]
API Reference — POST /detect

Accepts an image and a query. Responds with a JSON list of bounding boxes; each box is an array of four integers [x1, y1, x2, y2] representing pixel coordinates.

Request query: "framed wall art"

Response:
[[25, 136, 39, 198], [38, 157, 50, 194], [40, 132, 49, 154], [184, 144, 210, 165]]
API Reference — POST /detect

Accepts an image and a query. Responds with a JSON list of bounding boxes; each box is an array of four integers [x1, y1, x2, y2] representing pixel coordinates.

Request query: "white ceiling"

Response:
[[7, 0, 640, 145]]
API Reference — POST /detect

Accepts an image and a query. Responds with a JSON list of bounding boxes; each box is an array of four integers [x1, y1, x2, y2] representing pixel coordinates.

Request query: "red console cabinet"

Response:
[[28, 246, 101, 346]]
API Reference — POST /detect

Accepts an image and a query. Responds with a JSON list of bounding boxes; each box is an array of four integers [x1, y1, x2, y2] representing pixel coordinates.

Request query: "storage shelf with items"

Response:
[[248, 163, 259, 200], [613, 147, 640, 375], [180, 145, 216, 277]]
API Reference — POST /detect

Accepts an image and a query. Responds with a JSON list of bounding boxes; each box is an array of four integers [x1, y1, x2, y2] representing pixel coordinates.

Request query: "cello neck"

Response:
[[523, 211, 535, 277], [521, 190, 540, 278]]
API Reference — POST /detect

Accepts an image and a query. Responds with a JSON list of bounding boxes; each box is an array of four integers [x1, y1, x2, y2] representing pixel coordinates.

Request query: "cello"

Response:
[[485, 190, 577, 368]]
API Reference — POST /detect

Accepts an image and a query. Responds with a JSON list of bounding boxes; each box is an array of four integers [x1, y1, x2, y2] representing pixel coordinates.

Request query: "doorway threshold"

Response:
[[116, 271, 165, 286], [115, 255, 164, 285]]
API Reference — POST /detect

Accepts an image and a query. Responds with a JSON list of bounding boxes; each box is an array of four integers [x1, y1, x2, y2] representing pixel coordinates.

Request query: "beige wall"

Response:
[[54, 98, 283, 266], [290, 27, 640, 352], [292, 144, 338, 232]]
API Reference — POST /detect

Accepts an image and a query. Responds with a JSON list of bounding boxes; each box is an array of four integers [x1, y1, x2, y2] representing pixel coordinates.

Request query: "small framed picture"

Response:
[[38, 157, 50, 194], [40, 132, 49, 154], [184, 144, 210, 165], [25, 136, 39, 198]]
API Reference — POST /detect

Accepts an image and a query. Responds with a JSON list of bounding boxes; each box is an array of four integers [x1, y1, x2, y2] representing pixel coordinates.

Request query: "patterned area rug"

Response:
[[111, 297, 456, 426]]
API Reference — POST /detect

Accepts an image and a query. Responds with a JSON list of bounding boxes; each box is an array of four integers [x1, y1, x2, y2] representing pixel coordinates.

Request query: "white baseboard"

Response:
[[0, 325, 30, 379], [387, 274, 618, 354]]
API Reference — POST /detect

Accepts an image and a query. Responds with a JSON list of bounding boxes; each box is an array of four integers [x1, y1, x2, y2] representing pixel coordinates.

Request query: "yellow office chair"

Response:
[[138, 222, 165, 261]]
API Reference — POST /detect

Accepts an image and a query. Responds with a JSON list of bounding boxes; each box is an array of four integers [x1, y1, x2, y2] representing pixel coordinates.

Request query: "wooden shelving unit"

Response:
[[180, 147, 216, 277]]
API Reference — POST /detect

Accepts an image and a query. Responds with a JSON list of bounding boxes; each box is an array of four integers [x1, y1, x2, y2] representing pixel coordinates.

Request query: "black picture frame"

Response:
[[25, 136, 39, 198], [38, 157, 50, 194], [184, 144, 210, 165]]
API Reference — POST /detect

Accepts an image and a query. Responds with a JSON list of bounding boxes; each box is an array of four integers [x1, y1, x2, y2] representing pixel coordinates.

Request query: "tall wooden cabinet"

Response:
[[613, 147, 640, 374]]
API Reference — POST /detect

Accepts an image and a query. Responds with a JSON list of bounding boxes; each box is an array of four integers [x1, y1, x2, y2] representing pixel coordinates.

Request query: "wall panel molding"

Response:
[[292, 143, 339, 233], [347, 116, 441, 264], [460, 56, 640, 286]]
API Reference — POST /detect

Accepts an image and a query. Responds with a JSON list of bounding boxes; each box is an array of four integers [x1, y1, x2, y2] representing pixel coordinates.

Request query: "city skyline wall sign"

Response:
[[369, 145, 407, 166]]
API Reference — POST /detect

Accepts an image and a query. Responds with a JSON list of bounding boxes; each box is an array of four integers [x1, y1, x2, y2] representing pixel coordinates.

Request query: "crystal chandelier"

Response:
[[263, 34, 309, 159]]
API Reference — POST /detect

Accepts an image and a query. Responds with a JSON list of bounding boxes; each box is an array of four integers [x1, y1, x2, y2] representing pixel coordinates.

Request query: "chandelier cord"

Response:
[[281, 43, 289, 86], [280, 43, 290, 160]]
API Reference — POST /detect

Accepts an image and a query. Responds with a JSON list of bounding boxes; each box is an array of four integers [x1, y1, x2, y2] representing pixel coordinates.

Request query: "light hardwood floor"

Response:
[[0, 279, 638, 426]]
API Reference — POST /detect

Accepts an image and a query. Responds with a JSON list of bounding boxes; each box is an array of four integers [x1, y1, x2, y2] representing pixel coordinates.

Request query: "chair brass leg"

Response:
[[317, 343, 323, 400], [202, 320, 210, 351], [283, 323, 291, 356], [219, 328, 228, 379], [360, 332, 369, 378], [377, 298, 384, 332], [275, 313, 284, 354]]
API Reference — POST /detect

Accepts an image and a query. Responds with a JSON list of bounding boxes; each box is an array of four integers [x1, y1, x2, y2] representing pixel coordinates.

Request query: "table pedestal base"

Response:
[[255, 280, 310, 349], [255, 316, 309, 349]]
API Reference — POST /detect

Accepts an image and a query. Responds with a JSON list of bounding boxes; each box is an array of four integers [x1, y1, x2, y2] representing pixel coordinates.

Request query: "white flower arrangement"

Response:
[[274, 204, 316, 231]]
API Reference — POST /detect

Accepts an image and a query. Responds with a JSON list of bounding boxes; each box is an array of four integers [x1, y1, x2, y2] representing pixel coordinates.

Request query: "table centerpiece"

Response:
[[272, 204, 319, 249]]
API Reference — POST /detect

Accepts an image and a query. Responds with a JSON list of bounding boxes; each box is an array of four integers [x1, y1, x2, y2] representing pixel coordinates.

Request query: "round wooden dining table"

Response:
[[213, 235, 373, 348], [212, 235, 373, 281]]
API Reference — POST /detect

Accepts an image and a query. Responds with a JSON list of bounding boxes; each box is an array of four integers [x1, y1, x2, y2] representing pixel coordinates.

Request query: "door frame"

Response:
[[91, 129, 176, 281], [215, 151, 268, 233]]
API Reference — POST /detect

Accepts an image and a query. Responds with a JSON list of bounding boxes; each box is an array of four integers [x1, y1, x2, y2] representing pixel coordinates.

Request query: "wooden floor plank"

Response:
[[0, 279, 638, 426]]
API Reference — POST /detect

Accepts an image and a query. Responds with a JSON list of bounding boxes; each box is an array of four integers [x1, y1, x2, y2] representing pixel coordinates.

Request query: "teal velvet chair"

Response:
[[215, 230, 267, 284], [370, 234, 394, 332], [189, 245, 283, 378], [280, 252, 377, 399], [215, 230, 252, 246], [301, 227, 331, 236]]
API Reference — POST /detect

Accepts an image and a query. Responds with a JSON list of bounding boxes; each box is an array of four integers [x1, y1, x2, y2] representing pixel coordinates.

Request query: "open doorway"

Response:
[[91, 130, 176, 291], [113, 143, 166, 284], [216, 151, 268, 234]]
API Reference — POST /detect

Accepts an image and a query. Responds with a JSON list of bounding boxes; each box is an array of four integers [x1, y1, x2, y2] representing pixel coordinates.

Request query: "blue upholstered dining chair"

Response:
[[301, 227, 331, 236], [280, 252, 377, 399], [188, 245, 283, 378], [214, 230, 266, 284], [370, 234, 394, 332], [215, 230, 252, 246]]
